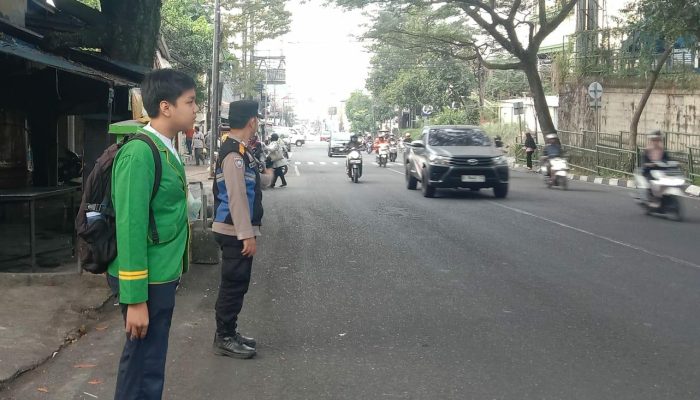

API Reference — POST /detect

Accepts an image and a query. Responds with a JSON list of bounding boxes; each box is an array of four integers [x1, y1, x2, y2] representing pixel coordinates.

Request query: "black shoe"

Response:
[[213, 334, 256, 359], [235, 332, 257, 348], [280, 184, 287, 188]]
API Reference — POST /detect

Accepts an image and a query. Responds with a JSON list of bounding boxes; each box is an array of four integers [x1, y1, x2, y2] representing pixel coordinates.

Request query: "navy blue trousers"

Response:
[[107, 275, 178, 400]]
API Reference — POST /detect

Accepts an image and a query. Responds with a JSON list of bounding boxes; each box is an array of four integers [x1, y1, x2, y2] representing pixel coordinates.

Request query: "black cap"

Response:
[[228, 100, 263, 125]]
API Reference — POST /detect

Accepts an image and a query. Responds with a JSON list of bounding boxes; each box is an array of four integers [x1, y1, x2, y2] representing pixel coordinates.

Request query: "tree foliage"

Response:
[[345, 91, 376, 134], [430, 104, 479, 126], [622, 0, 700, 146], [363, 8, 477, 127], [337, 0, 579, 134]]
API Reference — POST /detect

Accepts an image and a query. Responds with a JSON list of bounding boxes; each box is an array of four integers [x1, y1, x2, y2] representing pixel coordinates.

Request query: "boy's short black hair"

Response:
[[141, 69, 196, 118]]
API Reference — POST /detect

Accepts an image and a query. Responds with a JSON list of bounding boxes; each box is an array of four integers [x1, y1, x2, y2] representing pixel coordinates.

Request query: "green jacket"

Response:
[[108, 129, 190, 304]]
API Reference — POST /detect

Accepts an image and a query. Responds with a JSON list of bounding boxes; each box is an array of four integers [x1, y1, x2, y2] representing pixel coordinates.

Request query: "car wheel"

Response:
[[328, 150, 333, 158], [421, 168, 435, 198], [494, 183, 508, 199], [296, 140, 303, 147], [406, 166, 418, 190]]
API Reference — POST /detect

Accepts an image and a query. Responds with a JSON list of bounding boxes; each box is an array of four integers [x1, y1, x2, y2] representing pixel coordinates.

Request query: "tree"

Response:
[[622, 0, 700, 147], [484, 69, 531, 100], [224, 0, 291, 98], [160, 0, 214, 75], [345, 91, 376, 134], [50, 0, 163, 67], [337, 0, 579, 134]]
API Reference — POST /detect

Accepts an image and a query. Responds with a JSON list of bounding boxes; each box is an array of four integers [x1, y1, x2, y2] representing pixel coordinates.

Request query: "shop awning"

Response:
[[0, 35, 137, 87]]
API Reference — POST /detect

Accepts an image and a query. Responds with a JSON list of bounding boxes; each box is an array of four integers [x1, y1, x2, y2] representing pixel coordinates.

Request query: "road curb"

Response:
[[510, 162, 700, 197]]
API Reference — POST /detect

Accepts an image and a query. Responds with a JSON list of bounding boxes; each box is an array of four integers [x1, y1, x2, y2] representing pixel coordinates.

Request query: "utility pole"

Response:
[[209, 0, 221, 177]]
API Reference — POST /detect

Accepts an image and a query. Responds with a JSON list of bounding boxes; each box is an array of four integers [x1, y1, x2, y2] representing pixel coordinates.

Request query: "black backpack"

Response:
[[76, 134, 162, 274]]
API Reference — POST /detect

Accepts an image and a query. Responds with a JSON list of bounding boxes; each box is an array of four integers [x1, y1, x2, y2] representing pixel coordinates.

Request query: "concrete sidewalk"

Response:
[[0, 166, 214, 389], [0, 273, 112, 386]]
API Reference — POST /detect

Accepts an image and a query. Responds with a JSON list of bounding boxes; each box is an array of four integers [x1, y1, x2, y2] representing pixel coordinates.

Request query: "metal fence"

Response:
[[514, 130, 700, 181]]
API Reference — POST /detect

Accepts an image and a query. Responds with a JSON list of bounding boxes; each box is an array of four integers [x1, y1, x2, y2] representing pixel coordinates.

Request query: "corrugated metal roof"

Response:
[[0, 35, 137, 86]]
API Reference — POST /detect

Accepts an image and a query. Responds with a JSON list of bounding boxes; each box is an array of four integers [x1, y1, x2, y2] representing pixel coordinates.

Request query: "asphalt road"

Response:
[[4, 142, 700, 400]]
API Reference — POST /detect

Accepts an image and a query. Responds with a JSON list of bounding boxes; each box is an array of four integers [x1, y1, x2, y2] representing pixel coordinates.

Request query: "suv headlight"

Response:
[[428, 154, 451, 166], [492, 156, 507, 165]]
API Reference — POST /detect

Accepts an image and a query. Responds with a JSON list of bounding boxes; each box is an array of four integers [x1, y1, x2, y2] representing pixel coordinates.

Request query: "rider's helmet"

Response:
[[545, 133, 558, 143], [350, 134, 358, 142], [649, 130, 663, 141], [405, 133, 411, 139]]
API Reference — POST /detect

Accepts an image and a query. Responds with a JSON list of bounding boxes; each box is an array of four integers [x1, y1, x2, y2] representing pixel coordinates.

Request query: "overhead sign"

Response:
[[513, 101, 524, 115], [588, 81, 603, 99], [265, 69, 286, 85]]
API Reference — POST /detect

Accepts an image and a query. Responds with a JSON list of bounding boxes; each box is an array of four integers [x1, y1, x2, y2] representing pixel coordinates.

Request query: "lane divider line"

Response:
[[294, 166, 300, 176], [488, 201, 700, 270]]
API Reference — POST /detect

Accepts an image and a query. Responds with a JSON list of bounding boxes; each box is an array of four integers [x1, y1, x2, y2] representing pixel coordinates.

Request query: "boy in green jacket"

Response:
[[107, 69, 197, 400]]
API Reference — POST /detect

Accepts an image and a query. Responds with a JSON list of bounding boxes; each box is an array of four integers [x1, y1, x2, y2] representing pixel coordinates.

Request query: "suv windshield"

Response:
[[428, 128, 491, 146]]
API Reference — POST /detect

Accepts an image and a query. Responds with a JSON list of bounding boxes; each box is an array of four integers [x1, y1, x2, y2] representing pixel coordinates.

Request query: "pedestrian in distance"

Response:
[[193, 126, 205, 166], [524, 131, 537, 170], [268, 133, 288, 188], [107, 69, 197, 400], [212, 100, 269, 359], [185, 126, 194, 155]]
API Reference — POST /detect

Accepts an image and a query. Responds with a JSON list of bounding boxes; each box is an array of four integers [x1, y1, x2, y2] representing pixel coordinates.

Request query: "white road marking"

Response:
[[307, 162, 314, 165], [295, 161, 301, 165], [372, 162, 379, 166], [388, 169, 404, 175], [294, 166, 300, 176], [489, 201, 700, 270], [332, 162, 339, 165], [320, 161, 327, 165]]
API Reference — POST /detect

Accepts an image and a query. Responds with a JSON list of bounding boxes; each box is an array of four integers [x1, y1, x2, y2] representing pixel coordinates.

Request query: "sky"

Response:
[[257, 1, 373, 120]]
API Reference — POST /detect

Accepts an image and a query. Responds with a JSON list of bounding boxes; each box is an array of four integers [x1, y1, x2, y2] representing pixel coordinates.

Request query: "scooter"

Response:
[[388, 140, 398, 162], [633, 161, 685, 221], [346, 150, 363, 183], [376, 143, 389, 167], [366, 141, 374, 154], [540, 157, 569, 189]]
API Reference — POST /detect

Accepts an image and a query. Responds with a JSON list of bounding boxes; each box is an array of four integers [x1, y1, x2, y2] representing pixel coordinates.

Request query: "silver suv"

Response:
[[404, 125, 509, 198]]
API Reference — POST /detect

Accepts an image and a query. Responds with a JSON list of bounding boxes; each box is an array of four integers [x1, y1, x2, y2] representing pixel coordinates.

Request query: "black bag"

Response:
[[75, 134, 162, 274]]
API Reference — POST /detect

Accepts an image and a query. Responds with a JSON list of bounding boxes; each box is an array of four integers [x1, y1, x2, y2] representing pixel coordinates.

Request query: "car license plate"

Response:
[[461, 175, 485, 182]]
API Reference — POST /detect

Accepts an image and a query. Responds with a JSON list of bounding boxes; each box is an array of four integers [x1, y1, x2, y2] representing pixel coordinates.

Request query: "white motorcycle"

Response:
[[377, 143, 389, 167], [633, 161, 685, 221], [540, 157, 569, 189], [346, 150, 363, 183], [388, 140, 398, 162]]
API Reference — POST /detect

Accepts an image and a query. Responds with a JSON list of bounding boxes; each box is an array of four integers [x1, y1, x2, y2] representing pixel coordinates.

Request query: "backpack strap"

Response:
[[132, 134, 163, 244]]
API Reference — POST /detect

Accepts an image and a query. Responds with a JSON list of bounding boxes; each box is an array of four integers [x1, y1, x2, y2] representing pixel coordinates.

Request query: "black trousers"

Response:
[[107, 275, 178, 400], [526, 151, 534, 168], [271, 167, 287, 187], [214, 233, 254, 337]]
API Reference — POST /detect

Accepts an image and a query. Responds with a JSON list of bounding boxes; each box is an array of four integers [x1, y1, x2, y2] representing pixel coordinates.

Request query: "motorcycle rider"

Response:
[[344, 134, 364, 151], [403, 132, 412, 145], [373, 134, 388, 153], [641, 130, 671, 205], [541, 133, 563, 177]]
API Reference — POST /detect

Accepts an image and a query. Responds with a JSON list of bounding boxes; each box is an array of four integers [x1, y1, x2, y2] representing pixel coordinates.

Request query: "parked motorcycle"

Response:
[[376, 143, 389, 167], [633, 161, 685, 221], [388, 140, 398, 162], [540, 157, 569, 189], [346, 150, 363, 183]]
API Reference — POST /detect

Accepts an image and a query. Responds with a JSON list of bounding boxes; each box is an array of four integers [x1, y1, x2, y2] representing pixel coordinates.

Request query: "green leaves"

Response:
[[345, 91, 376, 133]]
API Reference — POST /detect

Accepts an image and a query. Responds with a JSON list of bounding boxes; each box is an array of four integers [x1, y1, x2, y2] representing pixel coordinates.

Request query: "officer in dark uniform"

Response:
[[211, 100, 266, 359]]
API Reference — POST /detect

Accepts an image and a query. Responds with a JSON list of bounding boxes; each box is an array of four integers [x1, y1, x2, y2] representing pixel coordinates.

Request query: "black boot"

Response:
[[213, 334, 256, 359], [235, 332, 257, 348]]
